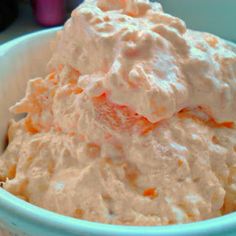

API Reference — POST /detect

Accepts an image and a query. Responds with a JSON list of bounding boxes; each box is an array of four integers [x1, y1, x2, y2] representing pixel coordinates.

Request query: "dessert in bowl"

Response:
[[0, 0, 236, 235]]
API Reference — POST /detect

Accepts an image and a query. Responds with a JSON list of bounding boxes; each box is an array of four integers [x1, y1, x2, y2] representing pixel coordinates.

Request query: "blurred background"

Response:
[[0, 0, 83, 44], [0, 0, 235, 45]]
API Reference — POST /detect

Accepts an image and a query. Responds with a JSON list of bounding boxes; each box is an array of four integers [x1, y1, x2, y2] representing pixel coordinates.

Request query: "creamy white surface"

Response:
[[0, 0, 236, 226]]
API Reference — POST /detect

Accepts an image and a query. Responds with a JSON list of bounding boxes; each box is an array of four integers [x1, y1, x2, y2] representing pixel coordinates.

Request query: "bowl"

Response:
[[0, 28, 236, 236]]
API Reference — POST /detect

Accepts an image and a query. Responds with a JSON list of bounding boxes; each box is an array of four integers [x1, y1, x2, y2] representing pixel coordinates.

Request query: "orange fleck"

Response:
[[104, 157, 113, 165], [73, 87, 83, 94], [104, 16, 110, 22], [212, 135, 220, 145], [87, 143, 101, 158], [124, 48, 140, 58], [69, 68, 80, 78], [48, 72, 56, 80], [102, 194, 112, 201], [7, 164, 16, 179], [208, 118, 234, 129], [168, 220, 175, 225], [18, 179, 29, 195], [68, 78, 77, 85], [124, 164, 139, 186], [47, 72, 58, 85], [126, 11, 136, 17], [7, 123, 15, 143], [178, 159, 183, 167], [233, 146, 236, 152], [64, 86, 83, 96], [205, 36, 218, 48], [74, 208, 84, 219], [55, 125, 62, 132], [0, 175, 6, 182], [138, 118, 159, 135], [24, 117, 39, 134], [178, 108, 234, 129], [93, 18, 103, 24], [187, 212, 195, 220], [143, 188, 158, 198], [68, 131, 76, 136]]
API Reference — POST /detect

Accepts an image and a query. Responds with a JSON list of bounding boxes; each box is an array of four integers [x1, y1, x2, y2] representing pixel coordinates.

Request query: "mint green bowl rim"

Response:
[[0, 187, 236, 236]]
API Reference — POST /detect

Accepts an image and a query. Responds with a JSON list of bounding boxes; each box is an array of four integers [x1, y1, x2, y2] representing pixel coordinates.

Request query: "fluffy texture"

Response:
[[0, 0, 236, 225]]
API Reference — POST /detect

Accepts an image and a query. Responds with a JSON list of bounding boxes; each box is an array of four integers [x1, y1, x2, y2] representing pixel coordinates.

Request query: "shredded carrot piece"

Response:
[[24, 117, 39, 134], [47, 72, 58, 85], [124, 163, 139, 186], [18, 179, 29, 195], [48, 72, 56, 80], [208, 118, 234, 129], [0, 175, 6, 182], [74, 208, 84, 219], [126, 11, 136, 17], [7, 164, 16, 180], [178, 108, 234, 129], [178, 159, 183, 167], [138, 118, 159, 135], [64, 86, 83, 96], [205, 36, 218, 48], [73, 87, 83, 94], [87, 143, 101, 158], [143, 188, 158, 198], [103, 16, 110, 22]]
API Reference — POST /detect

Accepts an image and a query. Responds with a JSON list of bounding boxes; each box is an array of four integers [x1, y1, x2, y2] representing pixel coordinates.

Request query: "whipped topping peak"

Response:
[[50, 0, 236, 124]]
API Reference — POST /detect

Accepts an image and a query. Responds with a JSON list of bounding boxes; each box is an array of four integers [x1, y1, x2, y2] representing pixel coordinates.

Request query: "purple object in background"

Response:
[[32, 0, 66, 27]]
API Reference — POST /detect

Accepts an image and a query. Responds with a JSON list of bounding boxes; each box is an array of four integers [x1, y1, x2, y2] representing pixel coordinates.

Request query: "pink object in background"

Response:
[[32, 0, 66, 27]]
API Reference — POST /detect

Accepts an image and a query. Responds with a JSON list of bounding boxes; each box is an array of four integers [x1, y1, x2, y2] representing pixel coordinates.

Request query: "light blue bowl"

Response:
[[0, 24, 236, 236], [0, 188, 236, 236]]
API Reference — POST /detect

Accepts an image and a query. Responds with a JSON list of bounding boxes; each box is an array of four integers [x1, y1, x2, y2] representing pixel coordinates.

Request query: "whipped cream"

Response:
[[0, 0, 236, 225]]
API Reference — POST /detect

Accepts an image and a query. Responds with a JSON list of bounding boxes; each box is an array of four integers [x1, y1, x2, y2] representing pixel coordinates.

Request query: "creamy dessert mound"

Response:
[[0, 0, 236, 226]]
